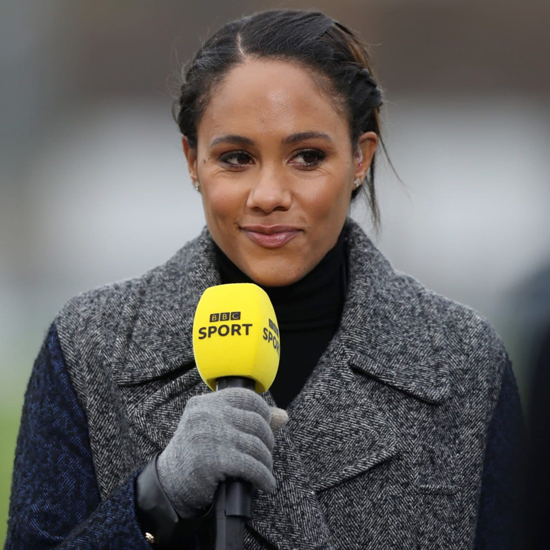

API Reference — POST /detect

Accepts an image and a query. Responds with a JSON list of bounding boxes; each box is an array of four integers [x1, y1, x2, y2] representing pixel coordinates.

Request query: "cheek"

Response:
[[201, 185, 244, 228], [301, 159, 353, 217], [304, 182, 351, 224]]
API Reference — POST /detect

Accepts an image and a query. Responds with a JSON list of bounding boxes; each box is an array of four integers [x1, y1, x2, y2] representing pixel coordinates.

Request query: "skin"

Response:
[[183, 59, 377, 287]]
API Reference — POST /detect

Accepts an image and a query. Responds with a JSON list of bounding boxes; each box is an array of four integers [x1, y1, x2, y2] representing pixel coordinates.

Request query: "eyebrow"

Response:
[[283, 132, 333, 145], [209, 135, 254, 148], [209, 131, 333, 148]]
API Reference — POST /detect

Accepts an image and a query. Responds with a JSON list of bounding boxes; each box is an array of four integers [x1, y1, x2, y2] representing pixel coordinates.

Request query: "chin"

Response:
[[244, 262, 307, 288]]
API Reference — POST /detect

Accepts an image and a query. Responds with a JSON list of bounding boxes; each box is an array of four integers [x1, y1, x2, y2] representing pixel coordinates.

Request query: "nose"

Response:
[[245, 167, 292, 214]]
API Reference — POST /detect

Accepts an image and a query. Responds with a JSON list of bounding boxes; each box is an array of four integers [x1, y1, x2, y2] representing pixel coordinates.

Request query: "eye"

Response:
[[290, 149, 326, 169], [219, 151, 253, 168]]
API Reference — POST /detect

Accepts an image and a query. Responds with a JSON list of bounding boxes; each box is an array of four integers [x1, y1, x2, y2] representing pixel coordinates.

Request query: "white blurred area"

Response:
[[1, 0, 550, 411], [19, 96, 550, 313], [2, 94, 550, 406], [23, 101, 202, 286], [373, 96, 550, 317]]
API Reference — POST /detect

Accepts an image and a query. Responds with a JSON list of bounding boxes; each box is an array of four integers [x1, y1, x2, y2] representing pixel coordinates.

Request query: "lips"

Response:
[[241, 225, 302, 249]]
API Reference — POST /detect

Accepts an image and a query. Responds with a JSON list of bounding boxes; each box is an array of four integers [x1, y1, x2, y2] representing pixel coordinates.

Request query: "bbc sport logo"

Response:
[[209, 312, 241, 323], [268, 318, 279, 338]]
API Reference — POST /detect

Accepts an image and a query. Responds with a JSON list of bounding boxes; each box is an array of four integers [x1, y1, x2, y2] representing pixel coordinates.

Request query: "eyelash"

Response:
[[219, 149, 326, 170]]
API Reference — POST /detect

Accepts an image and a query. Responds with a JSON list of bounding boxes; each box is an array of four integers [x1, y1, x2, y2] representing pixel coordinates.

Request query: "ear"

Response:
[[182, 136, 199, 185], [354, 131, 378, 182]]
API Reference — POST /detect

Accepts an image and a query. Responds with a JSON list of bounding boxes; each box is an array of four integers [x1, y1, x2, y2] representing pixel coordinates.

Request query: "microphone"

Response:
[[192, 283, 280, 550]]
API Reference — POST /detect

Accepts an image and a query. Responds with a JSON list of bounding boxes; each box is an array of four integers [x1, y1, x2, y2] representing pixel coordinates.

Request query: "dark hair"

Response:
[[173, 9, 387, 231]]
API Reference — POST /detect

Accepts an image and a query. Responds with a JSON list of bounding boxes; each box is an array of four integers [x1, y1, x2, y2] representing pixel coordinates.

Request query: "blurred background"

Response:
[[1, 0, 549, 545]]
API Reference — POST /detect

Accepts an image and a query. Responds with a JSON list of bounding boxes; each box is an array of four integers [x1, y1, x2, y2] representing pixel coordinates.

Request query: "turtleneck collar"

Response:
[[214, 224, 349, 331]]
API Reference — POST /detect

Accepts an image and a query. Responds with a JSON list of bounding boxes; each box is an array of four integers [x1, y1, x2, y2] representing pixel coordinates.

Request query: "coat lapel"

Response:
[[111, 227, 220, 386], [111, 220, 450, 549], [246, 419, 336, 550], [279, 338, 402, 495], [336, 221, 450, 405]]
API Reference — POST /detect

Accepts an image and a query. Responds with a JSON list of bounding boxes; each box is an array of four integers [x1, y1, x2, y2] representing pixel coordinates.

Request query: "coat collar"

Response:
[[111, 220, 451, 549], [113, 219, 449, 405]]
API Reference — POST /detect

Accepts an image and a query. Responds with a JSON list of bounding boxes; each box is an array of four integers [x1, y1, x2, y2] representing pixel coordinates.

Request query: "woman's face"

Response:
[[183, 59, 377, 287]]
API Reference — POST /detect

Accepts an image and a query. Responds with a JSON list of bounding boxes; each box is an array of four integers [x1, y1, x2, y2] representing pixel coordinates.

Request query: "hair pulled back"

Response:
[[173, 9, 385, 230]]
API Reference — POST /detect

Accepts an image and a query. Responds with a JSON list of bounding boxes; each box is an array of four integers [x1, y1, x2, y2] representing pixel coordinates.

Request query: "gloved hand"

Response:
[[157, 388, 288, 518]]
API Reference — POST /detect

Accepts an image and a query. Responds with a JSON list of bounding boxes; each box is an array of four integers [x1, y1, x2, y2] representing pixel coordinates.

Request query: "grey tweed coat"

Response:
[[55, 220, 508, 549]]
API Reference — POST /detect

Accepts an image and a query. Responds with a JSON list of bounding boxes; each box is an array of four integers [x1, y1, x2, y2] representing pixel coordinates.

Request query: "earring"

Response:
[[193, 180, 200, 191], [353, 178, 362, 189]]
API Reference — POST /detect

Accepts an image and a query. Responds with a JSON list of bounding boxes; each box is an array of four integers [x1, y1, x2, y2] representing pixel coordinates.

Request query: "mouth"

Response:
[[240, 225, 302, 249]]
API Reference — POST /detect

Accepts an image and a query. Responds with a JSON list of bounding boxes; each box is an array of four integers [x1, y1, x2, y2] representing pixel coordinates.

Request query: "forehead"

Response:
[[198, 59, 350, 144]]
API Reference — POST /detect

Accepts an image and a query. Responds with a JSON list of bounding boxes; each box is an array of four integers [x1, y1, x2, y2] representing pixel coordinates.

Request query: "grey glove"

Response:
[[157, 388, 287, 518]]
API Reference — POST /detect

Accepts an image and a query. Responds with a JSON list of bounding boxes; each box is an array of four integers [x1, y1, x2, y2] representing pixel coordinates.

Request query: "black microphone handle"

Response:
[[214, 376, 256, 550]]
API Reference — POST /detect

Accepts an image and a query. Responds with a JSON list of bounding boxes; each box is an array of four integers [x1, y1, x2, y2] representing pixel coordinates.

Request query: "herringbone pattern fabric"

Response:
[[5, 325, 153, 550], [53, 220, 510, 549]]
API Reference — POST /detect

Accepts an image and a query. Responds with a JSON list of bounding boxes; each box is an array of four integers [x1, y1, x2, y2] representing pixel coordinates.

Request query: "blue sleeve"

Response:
[[473, 358, 527, 550], [4, 323, 152, 550]]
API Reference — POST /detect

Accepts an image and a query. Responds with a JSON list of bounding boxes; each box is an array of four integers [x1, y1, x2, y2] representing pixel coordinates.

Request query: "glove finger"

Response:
[[230, 428, 273, 471], [220, 449, 276, 494], [226, 408, 275, 452], [216, 388, 271, 422]]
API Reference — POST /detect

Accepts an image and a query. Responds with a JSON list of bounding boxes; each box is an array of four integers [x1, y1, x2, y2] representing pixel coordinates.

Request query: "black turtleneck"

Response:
[[214, 225, 348, 409]]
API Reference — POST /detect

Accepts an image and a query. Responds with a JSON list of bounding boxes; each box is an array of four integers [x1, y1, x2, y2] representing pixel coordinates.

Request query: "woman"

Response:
[[5, 9, 525, 550]]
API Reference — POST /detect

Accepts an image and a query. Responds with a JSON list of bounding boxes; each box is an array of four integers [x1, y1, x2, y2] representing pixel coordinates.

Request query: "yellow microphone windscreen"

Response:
[[192, 283, 280, 393]]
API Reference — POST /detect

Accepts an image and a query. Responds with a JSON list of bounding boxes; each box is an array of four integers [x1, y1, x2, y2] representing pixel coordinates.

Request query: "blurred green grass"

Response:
[[0, 407, 22, 547]]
